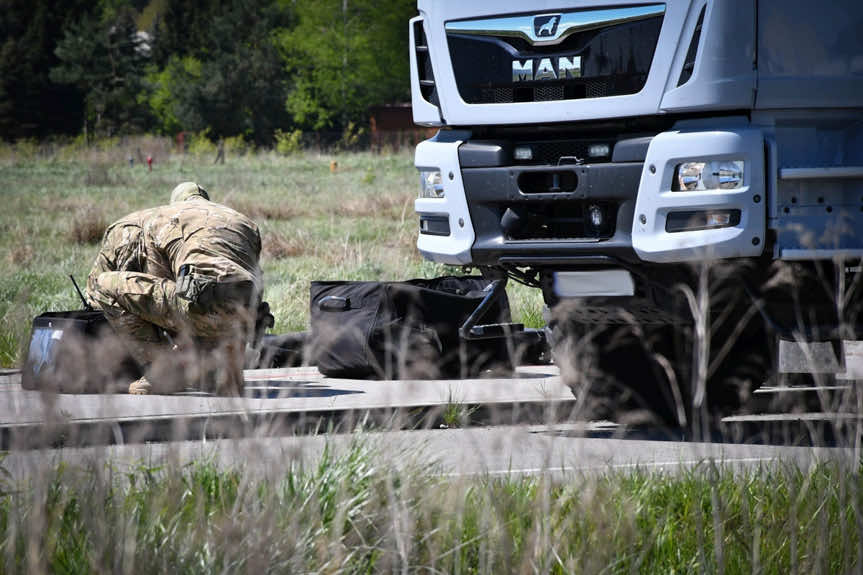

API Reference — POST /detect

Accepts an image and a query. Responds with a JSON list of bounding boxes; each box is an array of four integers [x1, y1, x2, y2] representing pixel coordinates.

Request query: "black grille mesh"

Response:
[[478, 79, 613, 104], [535, 86, 564, 101], [677, 5, 705, 87], [489, 88, 513, 103], [414, 21, 439, 106], [586, 80, 608, 98]]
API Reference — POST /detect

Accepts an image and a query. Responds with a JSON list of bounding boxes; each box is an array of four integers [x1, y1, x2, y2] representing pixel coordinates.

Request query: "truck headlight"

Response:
[[588, 143, 610, 158], [514, 145, 533, 161], [673, 160, 744, 191], [418, 169, 444, 198]]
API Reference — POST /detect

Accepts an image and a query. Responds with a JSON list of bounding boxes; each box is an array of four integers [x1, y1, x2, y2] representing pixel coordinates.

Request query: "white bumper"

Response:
[[413, 125, 767, 267], [414, 134, 476, 265], [631, 126, 766, 262]]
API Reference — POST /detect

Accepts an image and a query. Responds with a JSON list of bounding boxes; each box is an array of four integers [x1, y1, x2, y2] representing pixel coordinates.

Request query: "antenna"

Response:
[[69, 275, 92, 311]]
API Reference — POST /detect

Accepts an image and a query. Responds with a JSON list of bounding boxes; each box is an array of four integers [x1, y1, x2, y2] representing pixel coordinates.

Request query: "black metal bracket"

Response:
[[459, 278, 525, 340]]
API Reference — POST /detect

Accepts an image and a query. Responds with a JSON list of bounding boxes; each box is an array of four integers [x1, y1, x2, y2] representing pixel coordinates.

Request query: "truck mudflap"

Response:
[[631, 127, 766, 262]]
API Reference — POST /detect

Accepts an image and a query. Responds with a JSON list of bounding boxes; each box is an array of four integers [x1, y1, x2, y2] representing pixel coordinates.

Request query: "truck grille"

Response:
[[446, 6, 663, 104], [480, 79, 614, 105]]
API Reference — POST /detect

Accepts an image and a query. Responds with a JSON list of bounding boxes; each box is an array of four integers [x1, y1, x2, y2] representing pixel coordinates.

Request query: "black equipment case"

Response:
[[21, 310, 141, 393], [309, 276, 521, 379]]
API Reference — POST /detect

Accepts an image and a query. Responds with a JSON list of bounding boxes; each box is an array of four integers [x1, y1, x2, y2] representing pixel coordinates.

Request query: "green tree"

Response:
[[149, 0, 218, 68], [51, 3, 152, 138], [0, 0, 94, 139], [276, 0, 414, 131], [145, 0, 293, 145], [146, 55, 200, 135]]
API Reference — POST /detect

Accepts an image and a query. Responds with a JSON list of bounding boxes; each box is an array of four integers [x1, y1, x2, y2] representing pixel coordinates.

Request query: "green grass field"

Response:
[[0, 142, 544, 367]]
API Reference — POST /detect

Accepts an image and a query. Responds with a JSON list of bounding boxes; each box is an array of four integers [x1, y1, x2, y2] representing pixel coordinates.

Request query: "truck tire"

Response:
[[550, 318, 691, 428], [549, 267, 774, 431]]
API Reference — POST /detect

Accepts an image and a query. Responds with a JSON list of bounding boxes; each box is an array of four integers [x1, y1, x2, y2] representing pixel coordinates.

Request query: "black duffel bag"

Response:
[[309, 276, 513, 379]]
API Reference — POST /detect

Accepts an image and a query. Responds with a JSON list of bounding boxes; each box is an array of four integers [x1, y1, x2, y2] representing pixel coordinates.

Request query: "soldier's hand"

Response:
[[252, 301, 274, 348], [256, 301, 275, 331]]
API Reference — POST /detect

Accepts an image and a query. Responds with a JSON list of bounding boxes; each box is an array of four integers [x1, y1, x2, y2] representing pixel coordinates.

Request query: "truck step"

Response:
[[718, 411, 863, 446], [746, 378, 859, 418], [721, 412, 862, 423]]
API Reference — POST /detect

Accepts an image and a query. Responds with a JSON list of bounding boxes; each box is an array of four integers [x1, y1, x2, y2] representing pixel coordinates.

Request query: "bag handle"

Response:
[[318, 295, 351, 312]]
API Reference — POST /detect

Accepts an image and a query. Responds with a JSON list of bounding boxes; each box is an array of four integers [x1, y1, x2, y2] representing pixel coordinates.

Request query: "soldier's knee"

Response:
[[186, 308, 250, 341]]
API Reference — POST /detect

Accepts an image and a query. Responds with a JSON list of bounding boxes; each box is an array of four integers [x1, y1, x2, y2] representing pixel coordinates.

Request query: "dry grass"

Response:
[[223, 195, 304, 221], [262, 231, 312, 260], [387, 226, 420, 252], [6, 243, 34, 266], [333, 193, 412, 218], [41, 196, 134, 216], [69, 208, 108, 244], [83, 164, 114, 187], [61, 135, 176, 164]]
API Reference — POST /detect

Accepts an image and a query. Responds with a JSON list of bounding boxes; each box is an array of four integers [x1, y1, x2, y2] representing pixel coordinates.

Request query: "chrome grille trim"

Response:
[[445, 4, 665, 47]]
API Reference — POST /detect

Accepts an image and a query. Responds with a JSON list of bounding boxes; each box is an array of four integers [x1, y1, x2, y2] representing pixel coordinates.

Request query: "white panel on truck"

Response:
[[416, 0, 695, 126]]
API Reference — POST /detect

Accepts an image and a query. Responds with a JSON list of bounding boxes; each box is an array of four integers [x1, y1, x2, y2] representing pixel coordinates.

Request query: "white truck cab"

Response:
[[409, 0, 863, 422]]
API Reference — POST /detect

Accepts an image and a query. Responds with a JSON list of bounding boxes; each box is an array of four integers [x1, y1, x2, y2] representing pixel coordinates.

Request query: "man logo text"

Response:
[[512, 57, 581, 82]]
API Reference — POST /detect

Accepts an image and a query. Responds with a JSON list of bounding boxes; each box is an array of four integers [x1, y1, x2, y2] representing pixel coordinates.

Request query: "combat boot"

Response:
[[128, 376, 152, 395]]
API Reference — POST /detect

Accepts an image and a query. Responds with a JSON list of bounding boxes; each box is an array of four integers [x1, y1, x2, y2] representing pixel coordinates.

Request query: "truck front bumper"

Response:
[[414, 125, 766, 267], [460, 162, 643, 266], [414, 132, 476, 265]]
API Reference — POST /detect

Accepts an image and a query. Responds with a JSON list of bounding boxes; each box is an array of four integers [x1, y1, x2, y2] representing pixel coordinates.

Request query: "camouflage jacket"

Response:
[[94, 198, 262, 289], [144, 197, 262, 288]]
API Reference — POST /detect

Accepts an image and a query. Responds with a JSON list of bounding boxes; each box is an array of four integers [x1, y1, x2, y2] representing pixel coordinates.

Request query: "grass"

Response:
[[0, 441, 861, 574], [0, 141, 544, 367], [441, 390, 481, 428], [5, 138, 856, 574]]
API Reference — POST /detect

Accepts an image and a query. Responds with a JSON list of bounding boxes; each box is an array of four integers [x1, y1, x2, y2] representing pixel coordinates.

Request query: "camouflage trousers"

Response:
[[88, 271, 253, 395]]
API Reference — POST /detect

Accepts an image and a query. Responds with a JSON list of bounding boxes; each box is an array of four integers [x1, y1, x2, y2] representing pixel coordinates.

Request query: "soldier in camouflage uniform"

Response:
[[87, 182, 263, 395]]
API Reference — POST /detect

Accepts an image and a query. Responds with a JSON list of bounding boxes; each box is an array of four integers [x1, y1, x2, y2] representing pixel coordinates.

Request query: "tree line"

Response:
[[0, 0, 416, 145]]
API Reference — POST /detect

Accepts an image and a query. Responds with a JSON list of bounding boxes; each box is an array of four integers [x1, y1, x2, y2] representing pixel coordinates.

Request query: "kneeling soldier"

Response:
[[87, 182, 266, 395]]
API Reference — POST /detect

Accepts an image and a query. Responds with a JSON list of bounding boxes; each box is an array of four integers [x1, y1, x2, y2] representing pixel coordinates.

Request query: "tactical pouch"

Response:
[[177, 265, 255, 313], [176, 264, 200, 301]]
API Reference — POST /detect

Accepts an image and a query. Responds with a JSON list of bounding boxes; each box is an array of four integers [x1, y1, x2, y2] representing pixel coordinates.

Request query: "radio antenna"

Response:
[[69, 275, 92, 311]]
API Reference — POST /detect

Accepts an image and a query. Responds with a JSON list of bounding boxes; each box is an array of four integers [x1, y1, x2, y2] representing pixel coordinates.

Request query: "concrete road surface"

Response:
[[1, 365, 570, 424], [0, 423, 848, 483], [0, 365, 575, 447]]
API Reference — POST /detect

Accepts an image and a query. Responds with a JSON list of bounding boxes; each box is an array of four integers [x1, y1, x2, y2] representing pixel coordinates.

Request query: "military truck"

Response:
[[408, 0, 863, 426]]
